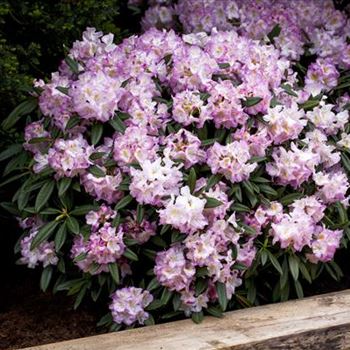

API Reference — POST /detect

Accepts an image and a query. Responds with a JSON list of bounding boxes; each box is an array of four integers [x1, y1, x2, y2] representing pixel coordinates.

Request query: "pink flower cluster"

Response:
[[155, 217, 255, 315], [144, 0, 350, 64], [48, 135, 93, 178], [109, 287, 153, 325], [207, 141, 257, 184], [19, 219, 58, 269], [71, 205, 126, 274], [257, 197, 343, 263]]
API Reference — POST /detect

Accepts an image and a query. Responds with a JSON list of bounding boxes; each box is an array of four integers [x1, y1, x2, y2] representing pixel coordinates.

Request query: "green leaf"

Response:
[[195, 278, 208, 296], [205, 174, 222, 191], [66, 216, 80, 234], [91, 123, 103, 145], [188, 168, 197, 193], [108, 263, 120, 285], [242, 96, 263, 107], [299, 262, 312, 284], [97, 313, 113, 327], [65, 115, 80, 130], [89, 152, 106, 160], [259, 184, 278, 197], [260, 250, 268, 266], [114, 195, 133, 210], [40, 266, 53, 292], [267, 251, 283, 275], [206, 305, 223, 318], [201, 138, 219, 146], [109, 114, 126, 133], [0, 144, 23, 162], [0, 202, 20, 216], [332, 81, 350, 91], [280, 192, 303, 205], [112, 213, 121, 228], [191, 311, 204, 324], [56, 86, 69, 95], [31, 221, 59, 250], [341, 153, 350, 173], [136, 204, 144, 224], [335, 201, 347, 223], [172, 293, 181, 311], [250, 176, 270, 183], [88, 165, 105, 178], [70, 205, 98, 216], [65, 56, 79, 74], [298, 99, 320, 111], [267, 23, 281, 43], [28, 137, 51, 144], [160, 288, 173, 305], [73, 252, 88, 262], [35, 180, 55, 213], [0, 172, 30, 189], [248, 156, 267, 164], [2, 98, 37, 130], [216, 282, 227, 311], [205, 197, 223, 208], [160, 224, 171, 235], [231, 203, 251, 212], [294, 280, 304, 299], [144, 314, 155, 326], [281, 84, 298, 97], [54, 223, 67, 252], [146, 299, 163, 311], [147, 277, 160, 291], [288, 255, 299, 281], [242, 180, 255, 195], [232, 184, 243, 202], [73, 285, 87, 310], [123, 248, 138, 261], [58, 178, 72, 197]]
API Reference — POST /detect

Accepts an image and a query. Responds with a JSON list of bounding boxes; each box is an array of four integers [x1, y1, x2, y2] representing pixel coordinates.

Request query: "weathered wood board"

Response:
[[22, 290, 350, 350]]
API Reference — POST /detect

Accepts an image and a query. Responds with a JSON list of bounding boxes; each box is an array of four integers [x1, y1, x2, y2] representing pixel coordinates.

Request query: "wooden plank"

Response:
[[22, 290, 350, 350]]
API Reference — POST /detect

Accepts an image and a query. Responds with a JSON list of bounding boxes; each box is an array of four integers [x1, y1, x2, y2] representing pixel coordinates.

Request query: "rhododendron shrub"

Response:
[[1, 17, 350, 330]]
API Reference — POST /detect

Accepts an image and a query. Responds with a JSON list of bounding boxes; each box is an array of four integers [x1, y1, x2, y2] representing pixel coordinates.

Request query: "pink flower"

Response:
[[163, 129, 206, 169], [81, 167, 123, 204], [266, 143, 320, 188], [71, 223, 125, 274], [313, 171, 349, 205], [122, 212, 157, 244], [20, 229, 58, 268], [109, 287, 153, 325], [270, 211, 315, 251], [263, 103, 307, 144], [47, 135, 93, 178], [306, 101, 348, 135], [130, 156, 183, 206], [172, 90, 211, 128], [207, 141, 257, 184], [154, 245, 196, 292], [113, 126, 159, 171], [307, 226, 343, 263], [159, 186, 208, 234], [305, 59, 339, 96], [70, 70, 125, 122]]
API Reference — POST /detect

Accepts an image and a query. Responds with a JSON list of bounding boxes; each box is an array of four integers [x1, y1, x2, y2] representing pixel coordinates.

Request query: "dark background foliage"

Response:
[[0, 0, 143, 119]]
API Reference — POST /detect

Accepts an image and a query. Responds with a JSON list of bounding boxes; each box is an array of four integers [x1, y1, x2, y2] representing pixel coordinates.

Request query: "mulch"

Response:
[[0, 270, 103, 350]]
